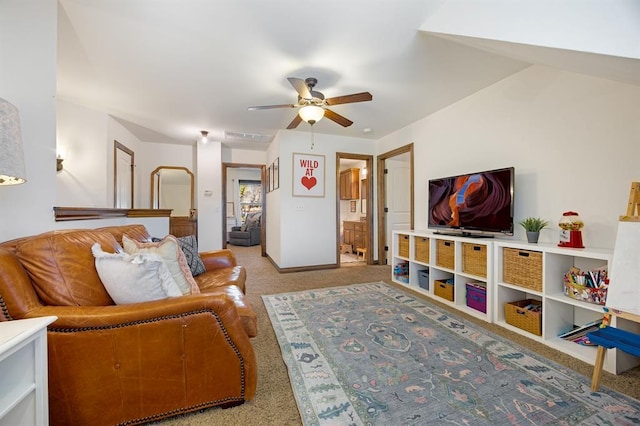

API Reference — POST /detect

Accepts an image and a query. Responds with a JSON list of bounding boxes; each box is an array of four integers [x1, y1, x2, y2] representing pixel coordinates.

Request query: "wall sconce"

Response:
[[298, 105, 324, 125], [0, 97, 27, 185], [200, 130, 209, 144], [57, 155, 64, 172]]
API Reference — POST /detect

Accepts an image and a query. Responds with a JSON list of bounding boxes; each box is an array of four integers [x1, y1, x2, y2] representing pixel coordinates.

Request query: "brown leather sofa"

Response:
[[0, 224, 257, 426]]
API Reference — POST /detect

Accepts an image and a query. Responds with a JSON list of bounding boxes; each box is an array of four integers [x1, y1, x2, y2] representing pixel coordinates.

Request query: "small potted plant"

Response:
[[519, 217, 549, 243]]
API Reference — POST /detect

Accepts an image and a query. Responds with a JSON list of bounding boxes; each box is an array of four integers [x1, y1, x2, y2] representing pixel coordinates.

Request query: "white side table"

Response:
[[0, 316, 57, 426]]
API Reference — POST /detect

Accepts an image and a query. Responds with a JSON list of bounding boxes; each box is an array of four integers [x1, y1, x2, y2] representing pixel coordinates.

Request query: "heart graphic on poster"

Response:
[[301, 176, 317, 190]]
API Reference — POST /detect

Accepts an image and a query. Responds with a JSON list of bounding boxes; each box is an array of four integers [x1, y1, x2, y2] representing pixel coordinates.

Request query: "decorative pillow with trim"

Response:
[[122, 235, 200, 295], [92, 243, 182, 304], [177, 235, 206, 277]]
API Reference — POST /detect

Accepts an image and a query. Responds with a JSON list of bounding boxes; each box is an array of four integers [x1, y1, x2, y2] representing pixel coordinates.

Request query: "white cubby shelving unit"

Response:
[[391, 231, 640, 375], [391, 230, 493, 323], [494, 241, 639, 375]]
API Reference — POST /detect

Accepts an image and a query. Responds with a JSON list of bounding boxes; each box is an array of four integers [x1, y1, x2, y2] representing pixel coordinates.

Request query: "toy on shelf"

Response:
[[563, 266, 608, 305], [393, 261, 409, 283], [558, 211, 584, 248]]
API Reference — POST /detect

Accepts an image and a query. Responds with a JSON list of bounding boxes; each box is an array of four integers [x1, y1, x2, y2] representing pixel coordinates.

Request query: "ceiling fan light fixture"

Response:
[[298, 105, 324, 125]]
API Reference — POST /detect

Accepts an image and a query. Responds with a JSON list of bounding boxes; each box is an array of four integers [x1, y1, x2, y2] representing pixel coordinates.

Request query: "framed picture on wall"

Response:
[[292, 153, 325, 197], [350, 200, 356, 213], [269, 163, 274, 192], [266, 164, 271, 193], [273, 157, 279, 190]]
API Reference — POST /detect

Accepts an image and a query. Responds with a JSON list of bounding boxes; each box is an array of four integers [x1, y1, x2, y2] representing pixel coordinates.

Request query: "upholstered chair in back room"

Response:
[[229, 212, 261, 246]]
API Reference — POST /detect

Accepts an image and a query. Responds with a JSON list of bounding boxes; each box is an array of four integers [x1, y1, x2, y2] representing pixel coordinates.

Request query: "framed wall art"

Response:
[[273, 157, 279, 190], [269, 163, 274, 192], [266, 164, 271, 193], [292, 153, 325, 197]]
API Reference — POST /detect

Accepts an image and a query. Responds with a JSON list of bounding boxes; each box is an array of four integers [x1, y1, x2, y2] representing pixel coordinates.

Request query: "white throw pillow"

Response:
[[92, 243, 183, 304], [122, 235, 200, 295]]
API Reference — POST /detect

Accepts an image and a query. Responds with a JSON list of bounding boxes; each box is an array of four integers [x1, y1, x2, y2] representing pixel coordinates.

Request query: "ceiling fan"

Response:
[[248, 77, 373, 129]]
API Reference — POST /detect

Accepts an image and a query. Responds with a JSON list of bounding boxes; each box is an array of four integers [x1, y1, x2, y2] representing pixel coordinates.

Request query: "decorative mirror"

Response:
[[150, 166, 194, 216]]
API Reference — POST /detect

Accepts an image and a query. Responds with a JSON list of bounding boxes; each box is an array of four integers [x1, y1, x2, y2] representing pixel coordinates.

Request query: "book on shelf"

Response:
[[557, 319, 603, 346]]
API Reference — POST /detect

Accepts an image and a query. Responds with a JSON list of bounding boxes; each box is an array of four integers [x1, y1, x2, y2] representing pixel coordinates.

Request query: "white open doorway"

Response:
[[221, 162, 266, 256], [377, 144, 414, 265], [336, 153, 373, 266]]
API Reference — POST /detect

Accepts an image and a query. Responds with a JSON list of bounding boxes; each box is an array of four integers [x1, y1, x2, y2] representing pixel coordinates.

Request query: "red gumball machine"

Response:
[[558, 211, 584, 248]]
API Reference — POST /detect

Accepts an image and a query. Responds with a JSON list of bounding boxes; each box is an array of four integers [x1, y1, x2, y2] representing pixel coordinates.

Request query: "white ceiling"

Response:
[[57, 0, 640, 151]]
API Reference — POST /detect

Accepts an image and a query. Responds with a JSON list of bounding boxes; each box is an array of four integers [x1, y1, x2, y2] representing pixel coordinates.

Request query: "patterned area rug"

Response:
[[263, 282, 640, 425]]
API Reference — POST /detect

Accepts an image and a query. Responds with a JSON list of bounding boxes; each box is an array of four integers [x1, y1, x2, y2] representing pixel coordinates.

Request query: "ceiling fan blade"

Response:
[[287, 77, 312, 99], [248, 104, 296, 111], [325, 92, 372, 106], [324, 108, 353, 127], [286, 114, 303, 129]]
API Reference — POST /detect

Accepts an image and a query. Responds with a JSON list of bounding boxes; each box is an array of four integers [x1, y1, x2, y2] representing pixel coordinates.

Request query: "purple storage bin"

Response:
[[466, 283, 487, 314]]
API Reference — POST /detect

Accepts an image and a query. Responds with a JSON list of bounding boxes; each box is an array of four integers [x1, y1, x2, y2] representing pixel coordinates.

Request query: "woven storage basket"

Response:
[[398, 234, 410, 258], [503, 248, 542, 291], [415, 237, 430, 263], [435, 239, 455, 269], [434, 279, 454, 301], [462, 243, 487, 277], [505, 299, 542, 336]]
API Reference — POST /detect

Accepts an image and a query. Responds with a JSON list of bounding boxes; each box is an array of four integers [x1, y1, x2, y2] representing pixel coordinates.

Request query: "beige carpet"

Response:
[[156, 245, 640, 425]]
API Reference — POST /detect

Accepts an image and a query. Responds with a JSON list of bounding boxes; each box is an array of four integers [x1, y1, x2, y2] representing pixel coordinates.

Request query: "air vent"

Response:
[[224, 131, 273, 143]]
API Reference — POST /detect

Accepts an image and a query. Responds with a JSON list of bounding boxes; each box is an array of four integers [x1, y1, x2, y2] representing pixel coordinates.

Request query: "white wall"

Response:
[[265, 137, 281, 262], [56, 101, 109, 207], [222, 147, 267, 165], [196, 141, 223, 251], [421, 0, 640, 59], [56, 101, 148, 208], [0, 1, 170, 242], [272, 131, 376, 268], [0, 0, 58, 241], [379, 65, 640, 249]]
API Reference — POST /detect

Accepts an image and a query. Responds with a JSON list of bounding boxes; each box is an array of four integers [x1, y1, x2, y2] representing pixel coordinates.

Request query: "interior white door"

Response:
[[115, 146, 133, 208], [384, 154, 411, 265]]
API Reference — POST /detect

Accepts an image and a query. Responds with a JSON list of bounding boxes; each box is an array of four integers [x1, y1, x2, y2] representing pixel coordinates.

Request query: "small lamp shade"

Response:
[[298, 105, 325, 125], [0, 98, 26, 185]]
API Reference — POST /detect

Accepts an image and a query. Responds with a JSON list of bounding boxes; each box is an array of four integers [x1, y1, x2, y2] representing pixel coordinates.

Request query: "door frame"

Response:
[[221, 162, 266, 257], [377, 143, 414, 264], [113, 140, 134, 208], [336, 152, 374, 265]]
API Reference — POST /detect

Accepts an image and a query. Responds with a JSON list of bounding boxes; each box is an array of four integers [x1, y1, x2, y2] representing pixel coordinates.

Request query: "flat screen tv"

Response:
[[428, 167, 514, 237]]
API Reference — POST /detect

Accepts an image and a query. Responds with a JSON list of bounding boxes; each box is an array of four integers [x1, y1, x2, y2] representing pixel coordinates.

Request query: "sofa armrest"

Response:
[[199, 248, 238, 269], [26, 294, 257, 425], [24, 292, 240, 327]]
